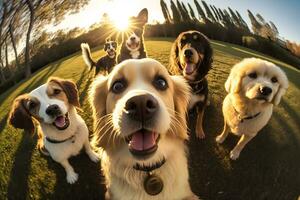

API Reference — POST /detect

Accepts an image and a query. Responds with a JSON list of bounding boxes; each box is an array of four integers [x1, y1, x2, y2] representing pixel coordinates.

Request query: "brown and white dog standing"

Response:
[[89, 58, 198, 200], [170, 30, 213, 138], [8, 77, 99, 184], [117, 8, 148, 63]]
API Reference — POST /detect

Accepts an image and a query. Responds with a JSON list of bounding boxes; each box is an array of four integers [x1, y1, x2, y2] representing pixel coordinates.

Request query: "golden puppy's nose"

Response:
[[125, 94, 158, 122], [260, 87, 272, 96]]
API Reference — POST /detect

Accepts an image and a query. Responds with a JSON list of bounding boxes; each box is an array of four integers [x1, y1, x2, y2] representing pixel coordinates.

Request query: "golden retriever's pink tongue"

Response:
[[185, 63, 194, 75], [54, 116, 65, 128], [130, 131, 156, 151]]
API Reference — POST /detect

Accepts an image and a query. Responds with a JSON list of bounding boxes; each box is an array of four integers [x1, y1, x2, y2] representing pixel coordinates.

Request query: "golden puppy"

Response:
[[89, 58, 198, 199], [216, 58, 288, 160]]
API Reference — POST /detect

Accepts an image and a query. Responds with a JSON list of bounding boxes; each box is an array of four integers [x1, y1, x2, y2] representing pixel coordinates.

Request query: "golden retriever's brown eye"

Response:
[[248, 72, 257, 79], [112, 80, 127, 93], [53, 89, 61, 95], [153, 76, 168, 90], [271, 77, 278, 83]]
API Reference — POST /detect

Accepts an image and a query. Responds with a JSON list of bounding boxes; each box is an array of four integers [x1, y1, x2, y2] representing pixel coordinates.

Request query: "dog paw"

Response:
[[66, 171, 78, 184], [215, 135, 225, 144], [196, 131, 205, 139], [88, 151, 100, 163], [230, 150, 240, 160]]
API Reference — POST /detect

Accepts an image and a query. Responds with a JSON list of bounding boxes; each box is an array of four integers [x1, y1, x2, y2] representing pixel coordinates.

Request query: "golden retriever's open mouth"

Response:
[[52, 113, 70, 130], [126, 129, 160, 158]]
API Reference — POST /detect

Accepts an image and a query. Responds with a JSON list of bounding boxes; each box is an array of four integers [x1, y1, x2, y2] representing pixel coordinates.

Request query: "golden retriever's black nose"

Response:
[[46, 104, 61, 116], [125, 94, 158, 121], [184, 49, 193, 58], [260, 87, 272, 96]]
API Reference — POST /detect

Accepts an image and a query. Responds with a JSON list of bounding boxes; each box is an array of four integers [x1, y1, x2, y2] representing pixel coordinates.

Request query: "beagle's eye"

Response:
[[112, 80, 127, 93], [193, 34, 199, 40], [271, 77, 278, 83], [248, 72, 257, 79], [153, 76, 168, 90], [28, 101, 36, 109], [53, 89, 61, 95]]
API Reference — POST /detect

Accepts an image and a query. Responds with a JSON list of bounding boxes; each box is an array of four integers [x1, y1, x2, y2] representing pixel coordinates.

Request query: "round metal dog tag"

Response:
[[144, 173, 163, 196]]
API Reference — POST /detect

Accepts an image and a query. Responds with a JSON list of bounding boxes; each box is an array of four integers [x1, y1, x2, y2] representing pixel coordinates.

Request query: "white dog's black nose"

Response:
[[260, 87, 272, 96], [46, 104, 61, 116], [130, 36, 136, 41], [125, 94, 158, 122], [184, 49, 193, 58]]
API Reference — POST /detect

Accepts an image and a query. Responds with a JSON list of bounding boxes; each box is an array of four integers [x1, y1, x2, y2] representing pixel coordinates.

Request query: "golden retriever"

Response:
[[216, 58, 288, 160], [89, 58, 198, 199]]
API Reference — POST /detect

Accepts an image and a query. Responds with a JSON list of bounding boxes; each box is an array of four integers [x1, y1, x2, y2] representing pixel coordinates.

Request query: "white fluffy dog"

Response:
[[216, 58, 288, 160]]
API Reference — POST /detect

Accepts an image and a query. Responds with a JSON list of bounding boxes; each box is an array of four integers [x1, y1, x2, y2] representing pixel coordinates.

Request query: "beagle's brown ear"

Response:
[[8, 95, 35, 134], [48, 77, 80, 107], [169, 36, 180, 75]]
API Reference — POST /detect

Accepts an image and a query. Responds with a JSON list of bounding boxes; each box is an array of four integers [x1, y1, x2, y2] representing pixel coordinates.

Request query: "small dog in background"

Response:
[[216, 58, 288, 160], [117, 8, 148, 63], [81, 38, 117, 75], [169, 30, 213, 139], [8, 77, 99, 184]]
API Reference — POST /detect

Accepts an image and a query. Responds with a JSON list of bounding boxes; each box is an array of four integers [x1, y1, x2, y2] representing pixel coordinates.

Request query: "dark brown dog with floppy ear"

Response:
[[169, 30, 213, 139], [8, 77, 99, 184]]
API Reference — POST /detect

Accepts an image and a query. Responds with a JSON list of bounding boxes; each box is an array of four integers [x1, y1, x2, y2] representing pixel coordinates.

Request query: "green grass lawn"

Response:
[[0, 38, 299, 200]]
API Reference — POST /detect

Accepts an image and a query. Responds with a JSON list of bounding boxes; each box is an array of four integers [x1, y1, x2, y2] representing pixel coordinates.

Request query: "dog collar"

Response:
[[188, 79, 205, 94], [45, 135, 75, 144], [133, 157, 166, 172], [133, 158, 166, 196], [238, 112, 261, 123]]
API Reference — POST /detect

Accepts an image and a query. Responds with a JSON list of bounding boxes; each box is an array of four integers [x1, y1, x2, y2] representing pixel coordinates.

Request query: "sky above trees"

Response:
[[52, 0, 300, 43]]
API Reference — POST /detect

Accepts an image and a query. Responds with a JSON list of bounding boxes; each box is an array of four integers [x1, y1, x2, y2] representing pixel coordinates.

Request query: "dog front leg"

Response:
[[195, 106, 206, 139], [60, 159, 78, 184], [216, 118, 229, 144], [230, 134, 254, 160]]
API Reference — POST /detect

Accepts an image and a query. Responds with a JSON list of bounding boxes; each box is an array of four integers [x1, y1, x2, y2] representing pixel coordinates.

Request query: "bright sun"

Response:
[[113, 18, 130, 31]]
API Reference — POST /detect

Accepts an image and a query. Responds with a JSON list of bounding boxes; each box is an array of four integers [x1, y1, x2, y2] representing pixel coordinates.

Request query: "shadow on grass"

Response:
[[187, 98, 300, 200], [0, 114, 8, 134], [42, 152, 105, 199], [7, 133, 37, 199]]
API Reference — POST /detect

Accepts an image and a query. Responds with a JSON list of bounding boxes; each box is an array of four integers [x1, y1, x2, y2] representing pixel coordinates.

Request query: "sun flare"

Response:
[[113, 18, 130, 31]]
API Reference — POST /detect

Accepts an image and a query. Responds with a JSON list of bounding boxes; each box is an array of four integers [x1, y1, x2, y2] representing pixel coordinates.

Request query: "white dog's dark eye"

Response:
[[153, 76, 168, 90], [271, 77, 278, 83], [248, 72, 257, 79], [53, 89, 61, 95], [28, 101, 36, 109], [112, 80, 127, 93]]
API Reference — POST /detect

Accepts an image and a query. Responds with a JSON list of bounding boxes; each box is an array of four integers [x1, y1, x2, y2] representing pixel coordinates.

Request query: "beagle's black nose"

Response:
[[184, 49, 193, 58], [260, 87, 272, 96], [125, 94, 159, 122], [46, 104, 61, 116]]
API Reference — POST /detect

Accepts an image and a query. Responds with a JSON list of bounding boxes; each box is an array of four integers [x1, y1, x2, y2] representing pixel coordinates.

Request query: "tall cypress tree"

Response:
[[228, 7, 241, 28], [201, 0, 216, 22], [176, 0, 189, 21], [247, 10, 262, 34], [170, 0, 181, 23], [194, 0, 206, 21], [188, 3, 196, 19], [181, 2, 192, 21], [210, 5, 219, 22], [160, 0, 171, 23]]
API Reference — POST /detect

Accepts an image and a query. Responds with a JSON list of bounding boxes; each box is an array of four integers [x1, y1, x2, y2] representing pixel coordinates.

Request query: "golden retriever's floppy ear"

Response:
[[272, 69, 289, 105], [137, 8, 148, 24], [225, 65, 243, 93], [89, 75, 109, 148], [8, 95, 35, 134], [171, 75, 191, 140], [48, 77, 80, 107]]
